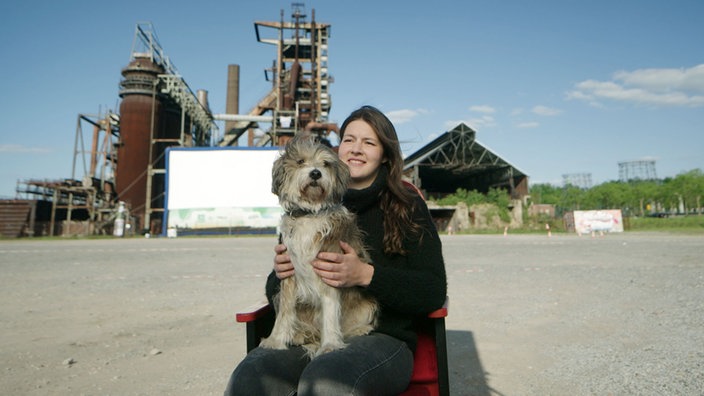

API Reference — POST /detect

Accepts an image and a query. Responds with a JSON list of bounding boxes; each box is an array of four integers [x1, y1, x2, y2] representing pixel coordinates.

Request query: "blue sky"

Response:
[[1, 0, 703, 198]]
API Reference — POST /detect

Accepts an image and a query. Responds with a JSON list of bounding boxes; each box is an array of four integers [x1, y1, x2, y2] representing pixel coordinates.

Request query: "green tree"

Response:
[[667, 169, 704, 215], [435, 188, 486, 207], [583, 182, 634, 213], [486, 187, 511, 222], [631, 180, 660, 216], [529, 183, 562, 206], [448, 168, 703, 221], [559, 185, 585, 213]]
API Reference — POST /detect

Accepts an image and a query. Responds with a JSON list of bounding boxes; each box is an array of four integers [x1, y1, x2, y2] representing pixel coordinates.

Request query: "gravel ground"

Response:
[[1, 232, 702, 395]]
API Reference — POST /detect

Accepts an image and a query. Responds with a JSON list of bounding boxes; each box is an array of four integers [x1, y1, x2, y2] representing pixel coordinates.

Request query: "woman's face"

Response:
[[338, 119, 386, 189]]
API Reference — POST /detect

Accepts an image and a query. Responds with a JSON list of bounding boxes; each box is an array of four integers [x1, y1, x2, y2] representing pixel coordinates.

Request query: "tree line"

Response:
[[529, 169, 704, 217]]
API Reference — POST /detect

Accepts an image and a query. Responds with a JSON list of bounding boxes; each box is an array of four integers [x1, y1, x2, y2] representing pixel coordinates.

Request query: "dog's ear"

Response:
[[333, 156, 351, 201], [271, 152, 285, 196]]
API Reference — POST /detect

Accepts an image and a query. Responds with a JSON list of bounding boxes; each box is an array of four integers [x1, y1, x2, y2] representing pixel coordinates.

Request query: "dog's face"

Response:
[[272, 135, 350, 213]]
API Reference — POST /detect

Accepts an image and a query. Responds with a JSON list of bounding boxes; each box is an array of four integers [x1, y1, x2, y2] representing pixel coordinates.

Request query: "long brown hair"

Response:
[[339, 105, 420, 255]]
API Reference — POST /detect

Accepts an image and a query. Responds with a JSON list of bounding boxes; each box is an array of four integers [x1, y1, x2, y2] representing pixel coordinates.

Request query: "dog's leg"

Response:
[[260, 278, 298, 350], [315, 286, 346, 357], [342, 295, 378, 337]]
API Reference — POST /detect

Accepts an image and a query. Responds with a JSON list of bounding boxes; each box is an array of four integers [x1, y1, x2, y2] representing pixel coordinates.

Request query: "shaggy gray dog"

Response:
[[261, 134, 378, 358]]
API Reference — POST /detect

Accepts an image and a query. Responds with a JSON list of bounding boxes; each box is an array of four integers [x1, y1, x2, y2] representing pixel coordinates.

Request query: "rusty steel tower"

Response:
[[117, 23, 217, 233]]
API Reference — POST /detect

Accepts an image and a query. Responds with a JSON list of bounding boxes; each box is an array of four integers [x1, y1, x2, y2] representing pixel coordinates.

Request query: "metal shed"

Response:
[[403, 123, 529, 199]]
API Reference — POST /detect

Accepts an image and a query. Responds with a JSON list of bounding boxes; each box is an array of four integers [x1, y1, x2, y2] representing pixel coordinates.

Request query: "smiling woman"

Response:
[[337, 120, 386, 189], [224, 105, 448, 395]]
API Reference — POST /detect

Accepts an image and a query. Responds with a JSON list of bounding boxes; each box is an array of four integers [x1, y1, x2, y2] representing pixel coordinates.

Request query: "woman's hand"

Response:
[[273, 243, 295, 280], [312, 241, 374, 288]]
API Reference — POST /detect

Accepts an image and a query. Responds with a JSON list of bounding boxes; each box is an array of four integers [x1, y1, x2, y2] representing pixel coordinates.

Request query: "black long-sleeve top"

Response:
[[266, 167, 448, 351]]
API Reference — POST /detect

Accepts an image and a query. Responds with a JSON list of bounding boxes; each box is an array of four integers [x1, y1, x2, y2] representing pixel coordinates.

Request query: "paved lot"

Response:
[[1, 232, 702, 395]]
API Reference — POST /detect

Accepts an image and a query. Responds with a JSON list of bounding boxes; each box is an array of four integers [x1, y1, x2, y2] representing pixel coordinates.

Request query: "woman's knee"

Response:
[[224, 346, 308, 395], [297, 335, 414, 396]]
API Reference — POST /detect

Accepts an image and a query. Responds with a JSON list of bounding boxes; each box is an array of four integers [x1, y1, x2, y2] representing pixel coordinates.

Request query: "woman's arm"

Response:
[[265, 243, 294, 304]]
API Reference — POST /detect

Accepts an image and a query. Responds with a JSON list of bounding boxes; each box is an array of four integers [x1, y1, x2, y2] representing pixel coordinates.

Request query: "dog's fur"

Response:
[[260, 134, 378, 358]]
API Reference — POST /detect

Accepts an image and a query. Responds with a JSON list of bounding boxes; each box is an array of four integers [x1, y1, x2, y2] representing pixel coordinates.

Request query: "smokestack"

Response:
[[197, 89, 210, 112], [225, 64, 240, 138]]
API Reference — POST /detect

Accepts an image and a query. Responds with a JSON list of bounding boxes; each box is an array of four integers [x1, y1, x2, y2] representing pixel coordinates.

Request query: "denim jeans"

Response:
[[224, 332, 414, 396]]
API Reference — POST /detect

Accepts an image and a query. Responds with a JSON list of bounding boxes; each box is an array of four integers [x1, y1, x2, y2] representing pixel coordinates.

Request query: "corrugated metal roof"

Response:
[[403, 123, 528, 196]]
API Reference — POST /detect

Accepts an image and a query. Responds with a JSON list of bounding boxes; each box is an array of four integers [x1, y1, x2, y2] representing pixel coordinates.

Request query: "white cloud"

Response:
[[0, 144, 51, 153], [444, 120, 466, 129], [445, 115, 496, 130], [567, 64, 704, 107], [469, 105, 496, 114], [385, 108, 429, 124], [516, 122, 539, 129], [614, 64, 704, 93], [532, 105, 561, 116], [442, 105, 499, 130]]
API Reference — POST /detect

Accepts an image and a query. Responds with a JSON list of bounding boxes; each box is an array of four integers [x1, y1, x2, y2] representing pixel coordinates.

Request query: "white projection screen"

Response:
[[164, 147, 282, 235]]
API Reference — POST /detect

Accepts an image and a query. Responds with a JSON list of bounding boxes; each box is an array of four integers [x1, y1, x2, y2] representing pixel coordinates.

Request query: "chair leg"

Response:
[[435, 318, 450, 396]]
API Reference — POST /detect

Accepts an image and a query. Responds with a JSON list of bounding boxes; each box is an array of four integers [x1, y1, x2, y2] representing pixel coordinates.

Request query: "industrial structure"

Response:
[[404, 123, 529, 200], [619, 159, 658, 182], [3, 5, 336, 238], [116, 23, 217, 234], [1, 4, 533, 238], [403, 123, 529, 232], [562, 173, 593, 189], [217, 3, 335, 147], [9, 112, 120, 237]]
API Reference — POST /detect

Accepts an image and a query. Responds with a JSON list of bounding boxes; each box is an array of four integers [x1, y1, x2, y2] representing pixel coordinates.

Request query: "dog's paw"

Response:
[[302, 343, 319, 358], [292, 333, 307, 346], [344, 324, 375, 338], [315, 342, 346, 357], [259, 337, 288, 350]]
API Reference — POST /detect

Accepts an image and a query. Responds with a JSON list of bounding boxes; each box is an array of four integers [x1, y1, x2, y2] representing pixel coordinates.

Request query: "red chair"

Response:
[[235, 297, 449, 396]]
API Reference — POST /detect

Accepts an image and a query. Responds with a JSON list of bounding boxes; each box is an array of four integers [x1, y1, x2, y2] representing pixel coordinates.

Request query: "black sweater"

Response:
[[266, 167, 448, 351]]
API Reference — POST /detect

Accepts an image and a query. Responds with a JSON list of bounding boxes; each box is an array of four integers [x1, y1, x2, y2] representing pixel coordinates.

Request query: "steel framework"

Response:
[[562, 173, 592, 189], [619, 160, 657, 182], [130, 22, 217, 140], [404, 123, 529, 198], [15, 111, 119, 236]]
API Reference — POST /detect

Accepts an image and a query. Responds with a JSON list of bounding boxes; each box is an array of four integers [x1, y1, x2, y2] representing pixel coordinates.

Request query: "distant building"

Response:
[[403, 123, 529, 199], [528, 204, 556, 218], [403, 123, 529, 232]]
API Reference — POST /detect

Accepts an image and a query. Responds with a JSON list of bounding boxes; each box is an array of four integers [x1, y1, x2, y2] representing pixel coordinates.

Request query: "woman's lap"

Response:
[[225, 332, 413, 396]]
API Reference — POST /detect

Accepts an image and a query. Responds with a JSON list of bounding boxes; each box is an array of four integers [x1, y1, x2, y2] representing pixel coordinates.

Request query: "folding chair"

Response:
[[235, 297, 449, 396]]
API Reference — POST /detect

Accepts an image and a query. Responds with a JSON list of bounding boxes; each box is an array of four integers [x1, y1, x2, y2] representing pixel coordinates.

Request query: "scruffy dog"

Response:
[[260, 134, 378, 358]]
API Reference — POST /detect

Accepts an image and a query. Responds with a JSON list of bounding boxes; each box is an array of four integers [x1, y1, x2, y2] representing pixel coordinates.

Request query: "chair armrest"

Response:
[[427, 296, 449, 319], [236, 301, 276, 352], [235, 301, 272, 323]]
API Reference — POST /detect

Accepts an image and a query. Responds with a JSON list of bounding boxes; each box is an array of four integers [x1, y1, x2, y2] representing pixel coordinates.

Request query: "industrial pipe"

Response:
[[213, 114, 275, 123]]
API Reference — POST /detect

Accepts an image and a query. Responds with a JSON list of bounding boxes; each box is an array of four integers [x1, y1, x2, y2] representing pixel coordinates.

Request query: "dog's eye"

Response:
[[323, 160, 331, 167], [297, 159, 305, 165]]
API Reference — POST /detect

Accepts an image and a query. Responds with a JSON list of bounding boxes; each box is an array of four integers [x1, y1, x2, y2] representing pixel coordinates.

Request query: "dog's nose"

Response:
[[309, 169, 322, 180]]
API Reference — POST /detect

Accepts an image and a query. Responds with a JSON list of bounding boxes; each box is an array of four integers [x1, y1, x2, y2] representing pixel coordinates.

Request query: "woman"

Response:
[[225, 105, 447, 395]]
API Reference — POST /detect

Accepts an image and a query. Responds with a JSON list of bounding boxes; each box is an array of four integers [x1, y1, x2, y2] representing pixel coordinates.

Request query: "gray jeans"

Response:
[[224, 333, 414, 396]]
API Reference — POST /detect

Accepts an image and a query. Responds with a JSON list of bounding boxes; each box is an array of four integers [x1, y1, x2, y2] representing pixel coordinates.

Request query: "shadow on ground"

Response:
[[447, 330, 503, 396]]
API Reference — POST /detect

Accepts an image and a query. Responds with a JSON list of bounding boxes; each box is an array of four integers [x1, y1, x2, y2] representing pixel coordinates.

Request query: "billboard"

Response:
[[572, 210, 623, 235], [164, 147, 282, 235]]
